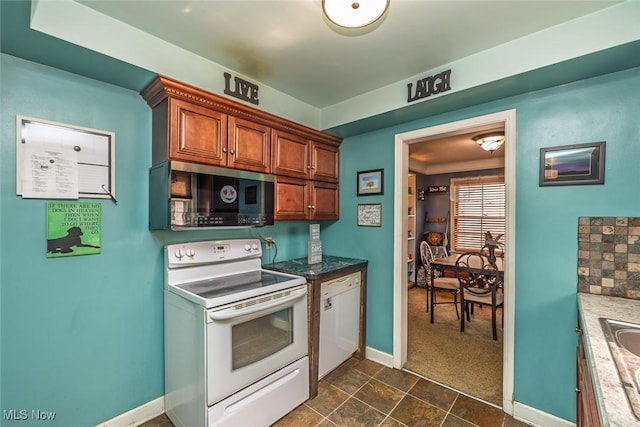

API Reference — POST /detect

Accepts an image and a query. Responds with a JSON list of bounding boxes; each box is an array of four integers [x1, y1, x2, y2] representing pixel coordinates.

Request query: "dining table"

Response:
[[429, 252, 504, 324]]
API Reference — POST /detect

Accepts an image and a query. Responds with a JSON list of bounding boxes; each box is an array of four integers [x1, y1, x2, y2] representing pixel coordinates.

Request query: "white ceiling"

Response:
[[75, 0, 620, 109], [31, 0, 626, 172]]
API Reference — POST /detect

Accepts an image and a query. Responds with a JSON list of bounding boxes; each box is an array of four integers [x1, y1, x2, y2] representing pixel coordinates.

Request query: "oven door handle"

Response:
[[208, 287, 307, 321]]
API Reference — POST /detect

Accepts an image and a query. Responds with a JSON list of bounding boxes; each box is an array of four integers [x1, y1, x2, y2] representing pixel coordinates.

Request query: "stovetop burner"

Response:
[[165, 239, 306, 308], [176, 270, 301, 300]]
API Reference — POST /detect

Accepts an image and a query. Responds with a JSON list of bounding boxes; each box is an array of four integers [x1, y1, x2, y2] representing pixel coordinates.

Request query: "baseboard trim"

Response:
[[365, 346, 394, 367], [513, 401, 574, 427], [94, 396, 165, 427]]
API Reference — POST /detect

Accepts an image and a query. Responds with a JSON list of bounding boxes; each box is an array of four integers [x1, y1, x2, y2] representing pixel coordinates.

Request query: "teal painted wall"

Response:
[[323, 66, 640, 421], [323, 132, 398, 353], [3, 51, 639, 425], [0, 54, 313, 426], [512, 68, 640, 418], [0, 54, 161, 426]]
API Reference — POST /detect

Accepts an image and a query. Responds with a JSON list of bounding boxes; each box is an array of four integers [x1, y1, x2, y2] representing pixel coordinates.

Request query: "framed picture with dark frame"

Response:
[[539, 141, 605, 186], [357, 168, 384, 196]]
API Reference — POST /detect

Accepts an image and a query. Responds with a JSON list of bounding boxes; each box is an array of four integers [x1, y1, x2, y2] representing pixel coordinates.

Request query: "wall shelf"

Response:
[[407, 173, 416, 286]]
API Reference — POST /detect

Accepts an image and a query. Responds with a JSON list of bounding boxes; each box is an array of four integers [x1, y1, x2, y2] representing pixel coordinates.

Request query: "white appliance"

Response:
[[318, 271, 361, 379], [164, 239, 309, 427]]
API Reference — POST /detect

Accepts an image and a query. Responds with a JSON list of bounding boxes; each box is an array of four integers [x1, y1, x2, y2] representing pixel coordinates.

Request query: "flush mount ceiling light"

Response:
[[322, 0, 390, 29], [473, 132, 505, 154]]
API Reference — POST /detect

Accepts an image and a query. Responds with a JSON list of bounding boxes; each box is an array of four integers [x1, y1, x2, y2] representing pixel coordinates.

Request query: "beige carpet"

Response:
[[404, 286, 503, 406]]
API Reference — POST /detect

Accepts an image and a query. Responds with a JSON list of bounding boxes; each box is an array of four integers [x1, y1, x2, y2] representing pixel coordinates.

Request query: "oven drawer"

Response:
[[208, 356, 309, 426]]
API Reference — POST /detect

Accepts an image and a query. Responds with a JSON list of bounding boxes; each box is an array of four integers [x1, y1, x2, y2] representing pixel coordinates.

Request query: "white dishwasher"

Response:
[[319, 271, 361, 379]]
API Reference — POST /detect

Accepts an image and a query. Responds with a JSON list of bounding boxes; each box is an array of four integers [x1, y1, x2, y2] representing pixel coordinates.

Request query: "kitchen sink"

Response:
[[600, 318, 640, 420], [616, 329, 640, 358]]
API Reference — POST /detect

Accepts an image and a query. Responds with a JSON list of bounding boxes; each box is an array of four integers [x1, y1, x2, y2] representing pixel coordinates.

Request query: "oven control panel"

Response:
[[166, 239, 262, 268]]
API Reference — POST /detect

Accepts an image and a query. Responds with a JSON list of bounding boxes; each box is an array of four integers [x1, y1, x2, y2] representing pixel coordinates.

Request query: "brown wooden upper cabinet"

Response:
[[272, 130, 339, 183], [142, 75, 342, 220], [166, 98, 226, 165], [275, 176, 339, 221], [227, 116, 271, 173], [156, 97, 271, 174], [272, 129, 339, 220]]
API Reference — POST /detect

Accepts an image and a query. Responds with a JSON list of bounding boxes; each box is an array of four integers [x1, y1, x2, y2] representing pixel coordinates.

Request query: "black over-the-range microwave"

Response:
[[149, 161, 275, 230]]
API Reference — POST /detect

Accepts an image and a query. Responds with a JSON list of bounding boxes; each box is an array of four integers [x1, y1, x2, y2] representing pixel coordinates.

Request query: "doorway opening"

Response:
[[392, 110, 516, 414]]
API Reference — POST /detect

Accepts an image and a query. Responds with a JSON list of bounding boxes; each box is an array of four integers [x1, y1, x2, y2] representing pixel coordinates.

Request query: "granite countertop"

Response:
[[578, 293, 640, 426], [265, 255, 368, 280]]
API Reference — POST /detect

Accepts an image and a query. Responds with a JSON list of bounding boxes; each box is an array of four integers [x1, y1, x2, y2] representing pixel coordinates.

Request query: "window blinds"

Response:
[[451, 175, 505, 252]]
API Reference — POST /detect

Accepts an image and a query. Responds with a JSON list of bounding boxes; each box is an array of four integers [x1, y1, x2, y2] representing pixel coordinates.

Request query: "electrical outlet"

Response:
[[265, 237, 274, 249]]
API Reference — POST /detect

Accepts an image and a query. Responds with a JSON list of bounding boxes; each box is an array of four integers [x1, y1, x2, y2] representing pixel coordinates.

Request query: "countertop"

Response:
[[265, 255, 368, 280], [578, 293, 640, 426]]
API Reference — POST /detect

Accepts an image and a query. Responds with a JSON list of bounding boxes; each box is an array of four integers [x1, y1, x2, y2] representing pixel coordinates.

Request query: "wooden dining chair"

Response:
[[454, 252, 504, 340], [420, 241, 460, 323]]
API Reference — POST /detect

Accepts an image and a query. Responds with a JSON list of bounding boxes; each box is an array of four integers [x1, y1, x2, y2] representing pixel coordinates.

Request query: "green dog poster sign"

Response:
[[46, 201, 101, 257]]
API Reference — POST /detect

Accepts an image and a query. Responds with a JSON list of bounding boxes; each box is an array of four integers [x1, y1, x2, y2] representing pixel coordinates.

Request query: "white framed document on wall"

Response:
[[16, 116, 115, 200]]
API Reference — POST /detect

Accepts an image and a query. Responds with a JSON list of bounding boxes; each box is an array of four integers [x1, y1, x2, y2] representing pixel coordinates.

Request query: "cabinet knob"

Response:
[[222, 147, 228, 153], [575, 326, 582, 334], [230, 149, 235, 155], [307, 205, 315, 209]]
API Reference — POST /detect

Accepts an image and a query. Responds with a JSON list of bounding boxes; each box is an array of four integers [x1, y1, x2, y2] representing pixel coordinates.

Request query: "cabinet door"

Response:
[[169, 98, 227, 165], [577, 328, 601, 427], [274, 177, 309, 220], [272, 130, 309, 179], [310, 182, 339, 220], [228, 116, 271, 173], [311, 142, 339, 183]]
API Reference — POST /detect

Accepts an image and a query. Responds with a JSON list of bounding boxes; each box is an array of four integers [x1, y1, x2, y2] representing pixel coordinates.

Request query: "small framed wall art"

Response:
[[357, 169, 384, 196], [357, 203, 382, 227], [539, 141, 605, 186]]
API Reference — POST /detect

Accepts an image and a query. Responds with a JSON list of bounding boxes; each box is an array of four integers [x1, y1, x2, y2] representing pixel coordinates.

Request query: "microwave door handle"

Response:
[[208, 287, 307, 321]]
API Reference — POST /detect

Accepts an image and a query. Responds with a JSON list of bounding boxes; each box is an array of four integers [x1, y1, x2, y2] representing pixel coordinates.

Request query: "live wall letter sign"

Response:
[[407, 69, 452, 103], [224, 72, 259, 105]]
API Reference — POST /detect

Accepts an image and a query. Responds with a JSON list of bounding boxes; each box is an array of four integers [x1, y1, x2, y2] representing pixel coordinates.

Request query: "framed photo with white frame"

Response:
[[16, 115, 115, 200], [357, 203, 382, 227]]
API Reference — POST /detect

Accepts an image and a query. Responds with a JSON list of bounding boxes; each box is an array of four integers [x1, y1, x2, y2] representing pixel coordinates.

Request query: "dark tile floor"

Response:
[[142, 358, 531, 427]]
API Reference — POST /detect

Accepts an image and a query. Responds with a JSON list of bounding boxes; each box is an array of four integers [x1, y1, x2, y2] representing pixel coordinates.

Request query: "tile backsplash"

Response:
[[578, 217, 640, 299]]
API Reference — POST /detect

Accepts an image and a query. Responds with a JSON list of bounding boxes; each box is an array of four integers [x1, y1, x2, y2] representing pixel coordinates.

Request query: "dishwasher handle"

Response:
[[325, 274, 359, 287], [322, 273, 360, 300]]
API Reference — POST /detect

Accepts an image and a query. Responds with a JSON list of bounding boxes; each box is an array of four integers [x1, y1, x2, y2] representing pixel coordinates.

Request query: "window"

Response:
[[451, 175, 505, 253]]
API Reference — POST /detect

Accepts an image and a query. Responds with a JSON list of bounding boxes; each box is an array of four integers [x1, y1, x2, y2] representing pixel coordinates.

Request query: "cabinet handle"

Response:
[[575, 326, 582, 334], [307, 205, 315, 209], [222, 147, 228, 153]]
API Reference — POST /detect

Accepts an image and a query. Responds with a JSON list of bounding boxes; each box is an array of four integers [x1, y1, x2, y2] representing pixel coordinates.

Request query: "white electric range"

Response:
[[164, 239, 309, 427]]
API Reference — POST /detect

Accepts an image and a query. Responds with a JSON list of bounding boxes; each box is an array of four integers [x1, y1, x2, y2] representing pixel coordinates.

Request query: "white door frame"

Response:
[[392, 109, 516, 414]]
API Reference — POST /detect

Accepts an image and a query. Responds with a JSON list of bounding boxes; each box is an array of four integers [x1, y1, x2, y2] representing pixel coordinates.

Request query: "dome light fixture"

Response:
[[322, 0, 390, 29], [473, 132, 505, 154]]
